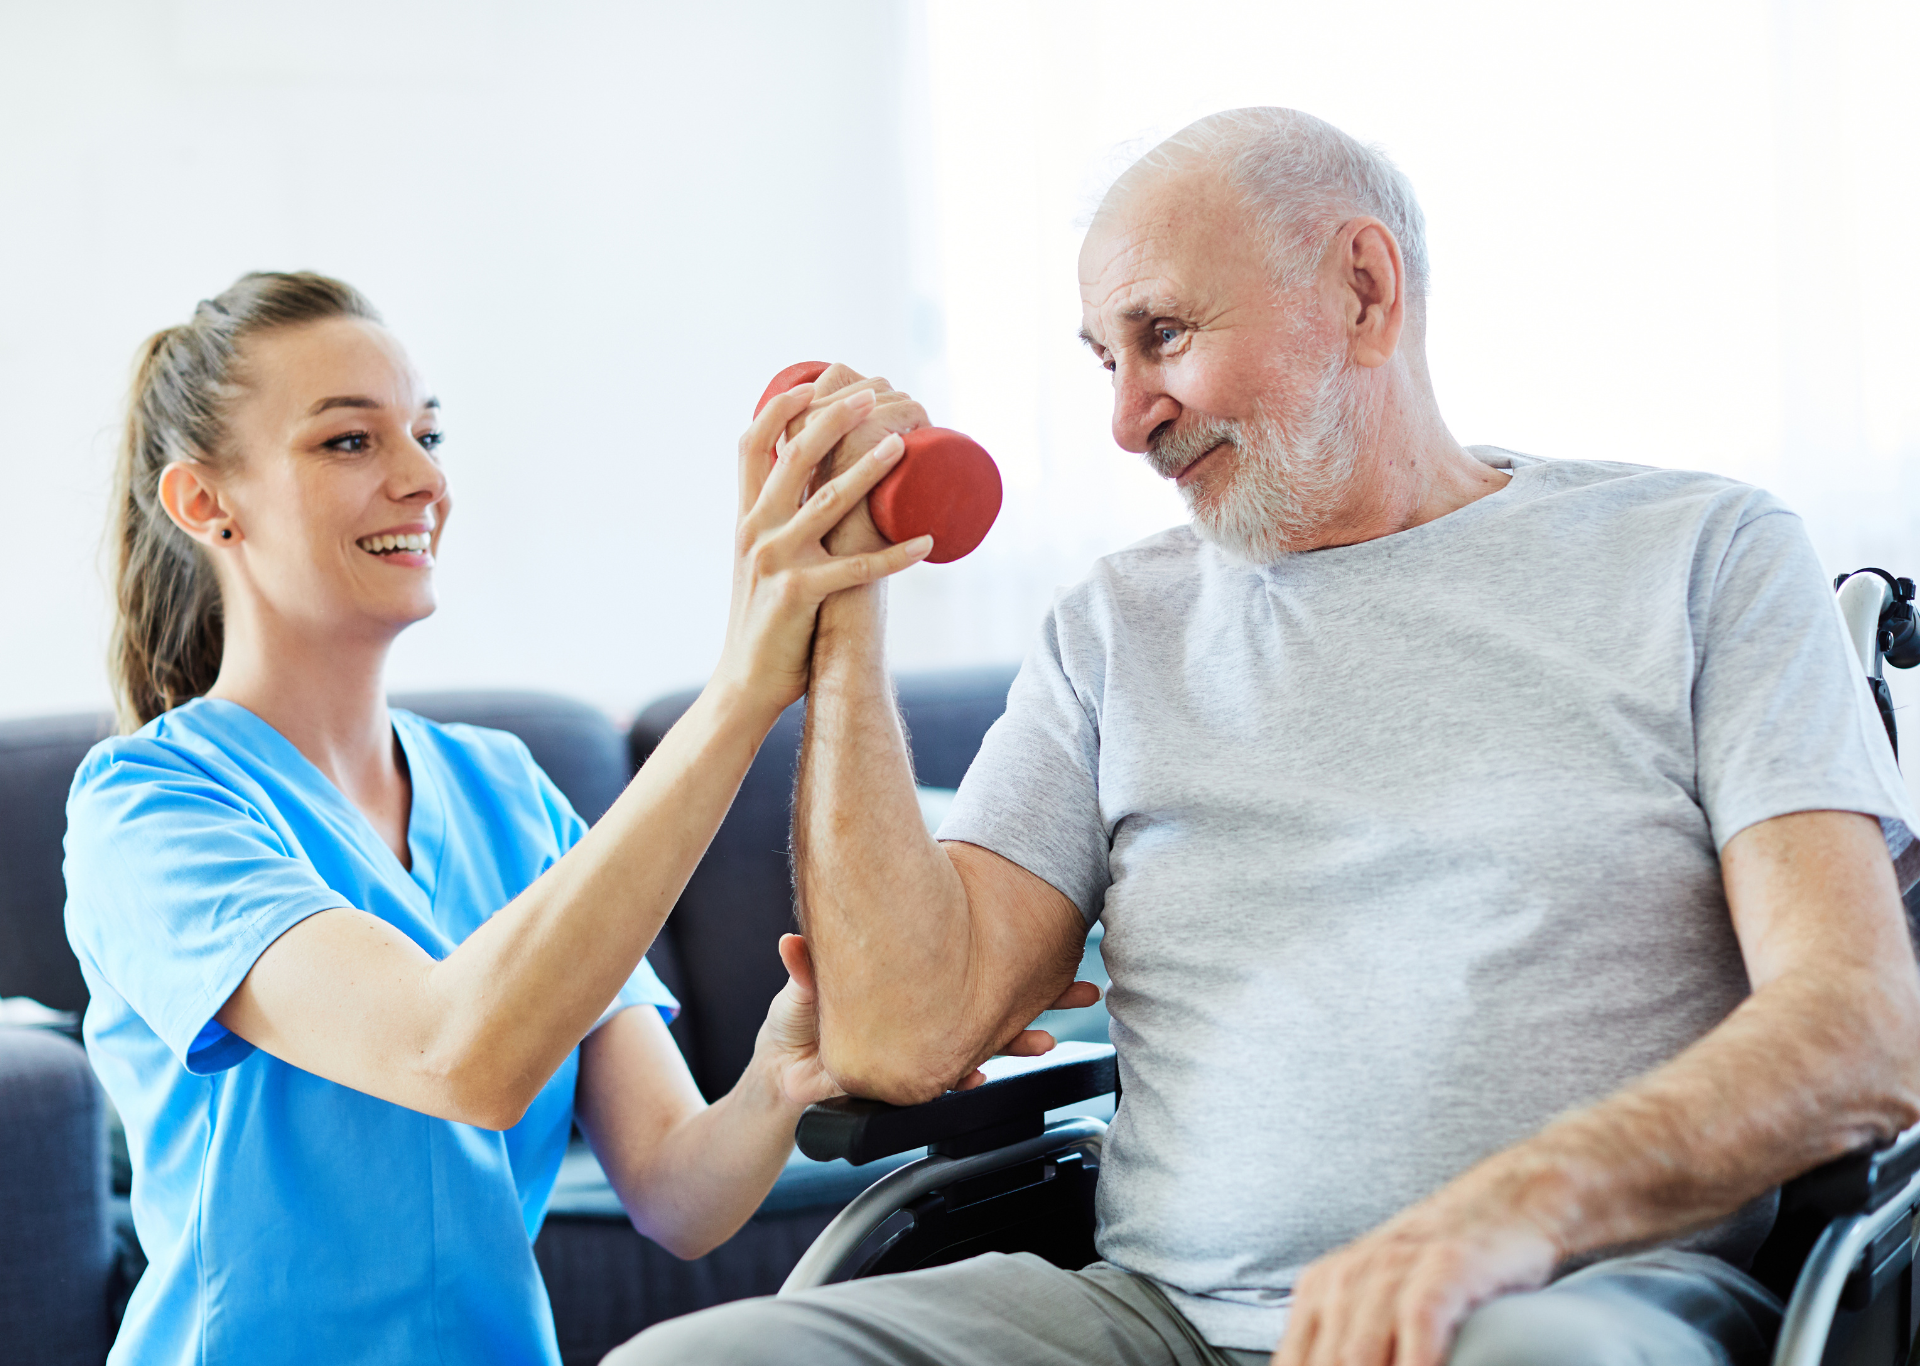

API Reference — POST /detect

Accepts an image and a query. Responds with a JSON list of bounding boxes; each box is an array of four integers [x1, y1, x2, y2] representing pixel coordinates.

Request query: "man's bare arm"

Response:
[[794, 575, 1092, 1103], [1274, 808, 1920, 1366]]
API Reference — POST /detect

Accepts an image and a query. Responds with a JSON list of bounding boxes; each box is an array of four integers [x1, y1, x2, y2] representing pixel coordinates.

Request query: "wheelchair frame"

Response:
[[789, 1050, 1920, 1366]]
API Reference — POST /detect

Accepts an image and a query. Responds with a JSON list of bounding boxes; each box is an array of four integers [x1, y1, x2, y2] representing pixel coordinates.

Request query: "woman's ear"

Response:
[[156, 461, 239, 545]]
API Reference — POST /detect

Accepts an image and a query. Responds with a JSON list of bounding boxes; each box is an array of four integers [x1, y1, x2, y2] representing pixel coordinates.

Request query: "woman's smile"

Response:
[[356, 522, 436, 566]]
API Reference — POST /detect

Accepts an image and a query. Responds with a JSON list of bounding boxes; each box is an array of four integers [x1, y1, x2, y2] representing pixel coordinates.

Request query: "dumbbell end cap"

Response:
[[873, 428, 1002, 564]]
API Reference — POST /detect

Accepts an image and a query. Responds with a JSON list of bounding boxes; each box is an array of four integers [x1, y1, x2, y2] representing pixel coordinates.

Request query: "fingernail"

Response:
[[909, 535, 934, 556], [845, 388, 877, 409], [876, 433, 906, 461]]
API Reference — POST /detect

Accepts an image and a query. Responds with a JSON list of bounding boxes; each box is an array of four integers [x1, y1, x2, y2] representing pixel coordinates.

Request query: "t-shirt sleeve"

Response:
[[1692, 507, 1918, 886], [64, 744, 354, 1074], [517, 746, 681, 1026], [937, 601, 1111, 922]]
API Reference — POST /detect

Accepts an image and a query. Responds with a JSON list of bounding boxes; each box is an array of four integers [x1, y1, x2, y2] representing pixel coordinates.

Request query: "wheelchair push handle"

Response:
[[1835, 569, 1917, 761], [1835, 569, 1920, 677]]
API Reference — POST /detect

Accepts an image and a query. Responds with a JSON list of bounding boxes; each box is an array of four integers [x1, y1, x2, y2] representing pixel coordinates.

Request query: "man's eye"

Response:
[[325, 432, 371, 453], [418, 431, 444, 451], [1156, 326, 1181, 346]]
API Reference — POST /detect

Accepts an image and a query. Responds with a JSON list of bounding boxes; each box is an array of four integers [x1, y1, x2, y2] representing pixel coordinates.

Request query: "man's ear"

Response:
[[156, 461, 238, 546], [1342, 218, 1406, 369]]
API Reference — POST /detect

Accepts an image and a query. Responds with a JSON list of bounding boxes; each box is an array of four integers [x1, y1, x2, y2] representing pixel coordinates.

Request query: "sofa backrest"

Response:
[[629, 665, 1019, 1099], [0, 713, 115, 1013]]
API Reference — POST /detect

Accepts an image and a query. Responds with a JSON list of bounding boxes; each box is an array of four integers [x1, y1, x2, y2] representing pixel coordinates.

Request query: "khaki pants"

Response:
[[604, 1248, 1780, 1366]]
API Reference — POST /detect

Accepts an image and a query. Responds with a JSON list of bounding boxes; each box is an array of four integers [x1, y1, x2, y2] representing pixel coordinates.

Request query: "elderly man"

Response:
[[611, 107, 1920, 1366]]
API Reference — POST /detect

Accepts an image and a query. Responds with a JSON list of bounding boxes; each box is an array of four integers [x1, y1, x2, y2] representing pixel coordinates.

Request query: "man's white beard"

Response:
[[1148, 349, 1370, 565]]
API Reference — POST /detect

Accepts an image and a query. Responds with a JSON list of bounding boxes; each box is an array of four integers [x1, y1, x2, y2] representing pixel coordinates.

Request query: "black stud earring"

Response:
[[220, 528, 233, 540]]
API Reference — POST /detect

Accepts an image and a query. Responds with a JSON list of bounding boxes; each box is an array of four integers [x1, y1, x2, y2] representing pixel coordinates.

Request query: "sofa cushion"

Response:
[[0, 1026, 112, 1363]]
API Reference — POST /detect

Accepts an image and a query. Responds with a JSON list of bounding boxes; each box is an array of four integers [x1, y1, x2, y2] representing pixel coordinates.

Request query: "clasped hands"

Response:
[[724, 362, 1098, 1099]]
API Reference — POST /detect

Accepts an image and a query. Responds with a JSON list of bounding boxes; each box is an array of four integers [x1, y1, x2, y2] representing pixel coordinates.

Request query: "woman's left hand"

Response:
[[757, 934, 846, 1109]]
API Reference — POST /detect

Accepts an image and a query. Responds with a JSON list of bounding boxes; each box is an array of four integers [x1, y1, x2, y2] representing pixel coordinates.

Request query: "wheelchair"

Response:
[[781, 569, 1920, 1366]]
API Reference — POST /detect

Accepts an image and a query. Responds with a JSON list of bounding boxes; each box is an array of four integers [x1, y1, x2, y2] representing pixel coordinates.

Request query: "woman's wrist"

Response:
[[688, 671, 787, 748], [739, 1042, 811, 1121]]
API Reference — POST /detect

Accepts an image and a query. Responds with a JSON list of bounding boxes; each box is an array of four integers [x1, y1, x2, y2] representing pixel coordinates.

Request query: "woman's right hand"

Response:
[[712, 382, 933, 718]]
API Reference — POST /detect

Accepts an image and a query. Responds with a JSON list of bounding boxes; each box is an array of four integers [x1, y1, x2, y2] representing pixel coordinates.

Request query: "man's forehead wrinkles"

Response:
[[1085, 266, 1184, 315]]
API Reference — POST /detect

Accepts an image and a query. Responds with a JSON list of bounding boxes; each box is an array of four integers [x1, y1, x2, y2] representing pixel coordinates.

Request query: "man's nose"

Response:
[[1111, 365, 1181, 455]]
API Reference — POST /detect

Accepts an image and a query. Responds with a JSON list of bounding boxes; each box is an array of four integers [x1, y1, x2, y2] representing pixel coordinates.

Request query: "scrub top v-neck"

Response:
[[64, 698, 675, 1366]]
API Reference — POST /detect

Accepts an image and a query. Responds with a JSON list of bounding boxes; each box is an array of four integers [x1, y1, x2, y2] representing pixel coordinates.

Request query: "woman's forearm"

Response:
[[421, 681, 780, 1123], [618, 1052, 805, 1259], [577, 946, 839, 1259]]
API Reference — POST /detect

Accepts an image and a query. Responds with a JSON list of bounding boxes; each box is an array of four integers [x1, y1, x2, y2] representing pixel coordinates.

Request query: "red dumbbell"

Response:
[[754, 361, 1002, 564]]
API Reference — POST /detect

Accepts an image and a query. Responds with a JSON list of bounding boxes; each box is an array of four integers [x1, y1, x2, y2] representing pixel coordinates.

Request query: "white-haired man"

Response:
[[609, 108, 1920, 1366]]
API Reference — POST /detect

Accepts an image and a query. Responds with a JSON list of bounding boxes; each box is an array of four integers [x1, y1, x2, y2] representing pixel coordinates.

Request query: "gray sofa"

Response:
[[0, 671, 1027, 1364]]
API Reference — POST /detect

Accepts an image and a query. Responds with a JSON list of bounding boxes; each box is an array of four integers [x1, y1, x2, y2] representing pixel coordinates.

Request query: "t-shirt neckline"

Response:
[[1251, 446, 1539, 577]]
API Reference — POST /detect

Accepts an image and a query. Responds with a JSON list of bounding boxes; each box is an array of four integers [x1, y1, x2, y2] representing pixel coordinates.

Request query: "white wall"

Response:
[[6, 0, 1919, 767], [0, 0, 941, 721]]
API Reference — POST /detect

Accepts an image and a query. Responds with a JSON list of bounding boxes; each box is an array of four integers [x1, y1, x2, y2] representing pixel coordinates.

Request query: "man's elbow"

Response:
[[1880, 1024, 1920, 1135], [1844, 966, 1920, 1140], [820, 1036, 960, 1107]]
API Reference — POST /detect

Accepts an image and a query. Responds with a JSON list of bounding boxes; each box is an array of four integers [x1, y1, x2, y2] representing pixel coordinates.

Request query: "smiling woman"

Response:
[[111, 274, 386, 730], [66, 270, 938, 1365]]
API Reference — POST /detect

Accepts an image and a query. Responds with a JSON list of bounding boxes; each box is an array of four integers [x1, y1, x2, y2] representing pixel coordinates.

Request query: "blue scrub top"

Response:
[[63, 698, 676, 1365]]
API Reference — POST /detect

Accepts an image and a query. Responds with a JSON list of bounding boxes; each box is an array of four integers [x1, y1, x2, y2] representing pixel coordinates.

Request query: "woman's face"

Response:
[[215, 317, 451, 642]]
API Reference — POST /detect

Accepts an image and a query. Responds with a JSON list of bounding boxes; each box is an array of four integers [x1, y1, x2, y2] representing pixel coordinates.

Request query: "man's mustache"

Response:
[[1146, 416, 1239, 481]]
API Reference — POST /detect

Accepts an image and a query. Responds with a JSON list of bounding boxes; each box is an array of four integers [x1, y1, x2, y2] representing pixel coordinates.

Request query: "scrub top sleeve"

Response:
[[601, 960, 680, 1027], [64, 746, 354, 1073]]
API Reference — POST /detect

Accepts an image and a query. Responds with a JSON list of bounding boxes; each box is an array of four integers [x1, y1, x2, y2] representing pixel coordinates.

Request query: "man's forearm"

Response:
[[794, 582, 981, 1099]]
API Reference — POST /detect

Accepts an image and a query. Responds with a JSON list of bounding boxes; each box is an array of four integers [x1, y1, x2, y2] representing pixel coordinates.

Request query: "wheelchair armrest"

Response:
[[1778, 1125, 1920, 1222], [796, 1041, 1116, 1166], [1751, 1124, 1920, 1301]]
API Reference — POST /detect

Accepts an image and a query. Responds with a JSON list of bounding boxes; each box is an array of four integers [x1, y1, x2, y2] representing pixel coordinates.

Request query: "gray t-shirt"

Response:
[[938, 449, 1918, 1352]]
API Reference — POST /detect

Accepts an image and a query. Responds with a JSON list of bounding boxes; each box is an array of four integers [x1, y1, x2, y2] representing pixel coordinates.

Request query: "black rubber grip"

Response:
[[796, 1042, 1117, 1166], [1782, 1125, 1920, 1221]]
